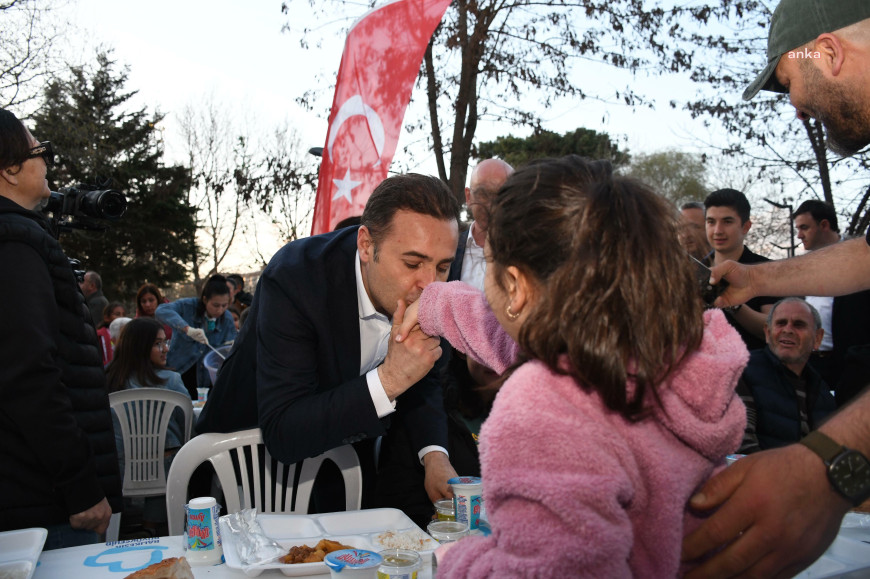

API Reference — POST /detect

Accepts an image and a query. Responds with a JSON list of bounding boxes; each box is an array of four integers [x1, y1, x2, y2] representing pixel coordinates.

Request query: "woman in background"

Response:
[[156, 274, 236, 398], [107, 317, 189, 533], [135, 283, 172, 341], [96, 301, 126, 366]]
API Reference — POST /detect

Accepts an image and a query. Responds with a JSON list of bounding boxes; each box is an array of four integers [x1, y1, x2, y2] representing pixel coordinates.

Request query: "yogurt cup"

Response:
[[324, 549, 383, 578], [184, 496, 223, 566], [449, 476, 483, 530], [377, 548, 421, 579]]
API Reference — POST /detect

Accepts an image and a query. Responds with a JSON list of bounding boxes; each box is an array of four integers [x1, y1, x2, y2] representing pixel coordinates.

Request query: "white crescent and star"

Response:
[[327, 95, 386, 207], [332, 169, 361, 203], [327, 94, 386, 165]]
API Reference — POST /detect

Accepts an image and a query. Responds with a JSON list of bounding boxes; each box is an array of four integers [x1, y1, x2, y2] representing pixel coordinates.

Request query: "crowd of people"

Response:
[[2, 0, 870, 577]]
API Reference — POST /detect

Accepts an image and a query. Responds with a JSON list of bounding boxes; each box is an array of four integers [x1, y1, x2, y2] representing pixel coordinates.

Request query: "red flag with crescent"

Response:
[[311, 0, 452, 235]]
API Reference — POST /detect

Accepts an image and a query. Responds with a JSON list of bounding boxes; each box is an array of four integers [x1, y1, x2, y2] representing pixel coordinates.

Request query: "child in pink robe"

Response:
[[399, 156, 748, 578]]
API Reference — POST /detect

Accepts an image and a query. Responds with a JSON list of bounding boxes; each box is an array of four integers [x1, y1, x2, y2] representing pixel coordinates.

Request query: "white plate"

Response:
[[220, 509, 436, 577], [317, 509, 412, 535], [221, 529, 373, 577], [0, 528, 47, 579]]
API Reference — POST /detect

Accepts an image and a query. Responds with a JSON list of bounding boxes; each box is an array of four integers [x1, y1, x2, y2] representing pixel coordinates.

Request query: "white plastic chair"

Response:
[[107, 388, 194, 540], [165, 428, 362, 535]]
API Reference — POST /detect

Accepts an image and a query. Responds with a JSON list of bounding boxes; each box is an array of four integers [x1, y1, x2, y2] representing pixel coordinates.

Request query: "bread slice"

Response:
[[123, 557, 194, 579]]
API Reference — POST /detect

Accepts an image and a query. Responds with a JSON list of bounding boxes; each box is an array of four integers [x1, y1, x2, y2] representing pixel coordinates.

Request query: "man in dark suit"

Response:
[[793, 200, 870, 405], [198, 173, 460, 508]]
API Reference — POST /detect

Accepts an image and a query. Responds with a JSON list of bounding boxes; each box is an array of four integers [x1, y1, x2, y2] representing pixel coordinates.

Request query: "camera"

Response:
[[44, 186, 127, 221], [41, 185, 127, 238]]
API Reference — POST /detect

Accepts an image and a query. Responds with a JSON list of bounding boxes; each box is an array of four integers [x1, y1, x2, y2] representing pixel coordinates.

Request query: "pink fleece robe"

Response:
[[418, 281, 748, 578]]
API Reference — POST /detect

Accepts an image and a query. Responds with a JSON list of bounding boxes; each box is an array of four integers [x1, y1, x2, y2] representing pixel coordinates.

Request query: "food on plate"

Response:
[[375, 529, 437, 551], [123, 557, 194, 579], [279, 539, 354, 564]]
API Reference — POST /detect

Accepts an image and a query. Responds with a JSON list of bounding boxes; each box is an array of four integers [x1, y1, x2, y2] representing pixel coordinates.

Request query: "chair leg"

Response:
[[105, 512, 121, 542]]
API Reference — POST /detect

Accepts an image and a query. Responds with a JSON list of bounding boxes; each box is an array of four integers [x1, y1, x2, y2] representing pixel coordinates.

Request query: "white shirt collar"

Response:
[[467, 222, 484, 250], [355, 250, 388, 323]]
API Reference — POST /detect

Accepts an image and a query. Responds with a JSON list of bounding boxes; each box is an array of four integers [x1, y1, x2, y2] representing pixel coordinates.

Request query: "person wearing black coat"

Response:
[[0, 109, 122, 549]]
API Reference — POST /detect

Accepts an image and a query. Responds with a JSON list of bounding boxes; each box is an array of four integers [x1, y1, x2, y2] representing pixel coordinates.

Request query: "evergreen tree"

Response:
[[475, 128, 629, 169], [32, 51, 196, 301]]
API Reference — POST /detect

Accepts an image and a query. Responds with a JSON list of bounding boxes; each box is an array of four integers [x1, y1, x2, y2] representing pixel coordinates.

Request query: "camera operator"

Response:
[[0, 109, 121, 548]]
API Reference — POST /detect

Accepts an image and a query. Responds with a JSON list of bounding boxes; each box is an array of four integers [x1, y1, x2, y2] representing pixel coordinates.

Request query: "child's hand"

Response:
[[394, 298, 421, 343]]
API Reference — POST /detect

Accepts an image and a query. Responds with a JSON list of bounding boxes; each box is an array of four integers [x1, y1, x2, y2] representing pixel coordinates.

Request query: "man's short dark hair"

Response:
[[704, 188, 751, 224], [361, 174, 460, 249], [794, 200, 840, 233], [227, 273, 244, 290]]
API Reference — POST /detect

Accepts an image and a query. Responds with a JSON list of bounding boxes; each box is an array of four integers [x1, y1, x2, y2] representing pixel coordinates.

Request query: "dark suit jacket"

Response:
[[447, 226, 469, 282], [830, 289, 870, 404], [197, 227, 448, 495]]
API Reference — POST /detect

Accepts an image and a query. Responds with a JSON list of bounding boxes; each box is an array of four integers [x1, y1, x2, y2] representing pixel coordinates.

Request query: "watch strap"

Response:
[[800, 430, 844, 464]]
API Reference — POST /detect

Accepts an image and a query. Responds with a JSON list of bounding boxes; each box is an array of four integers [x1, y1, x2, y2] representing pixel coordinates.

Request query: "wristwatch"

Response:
[[800, 430, 870, 506]]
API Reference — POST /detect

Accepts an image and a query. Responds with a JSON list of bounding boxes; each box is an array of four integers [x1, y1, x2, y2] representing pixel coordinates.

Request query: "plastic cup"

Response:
[[449, 476, 483, 530], [433, 498, 455, 521], [197, 387, 208, 403], [426, 520, 468, 544], [378, 548, 421, 578]]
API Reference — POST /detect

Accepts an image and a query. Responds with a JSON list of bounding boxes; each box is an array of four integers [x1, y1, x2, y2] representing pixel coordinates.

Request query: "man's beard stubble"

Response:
[[800, 59, 870, 157]]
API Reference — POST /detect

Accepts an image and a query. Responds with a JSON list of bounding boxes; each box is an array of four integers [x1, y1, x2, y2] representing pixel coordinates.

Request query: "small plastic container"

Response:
[[196, 387, 209, 403], [433, 498, 455, 521], [377, 549, 421, 579], [184, 496, 223, 566], [324, 549, 383, 578], [449, 476, 484, 530], [426, 520, 468, 544]]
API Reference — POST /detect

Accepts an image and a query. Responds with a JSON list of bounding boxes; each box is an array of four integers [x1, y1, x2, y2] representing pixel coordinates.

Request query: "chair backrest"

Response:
[[166, 428, 362, 535], [110, 388, 194, 498]]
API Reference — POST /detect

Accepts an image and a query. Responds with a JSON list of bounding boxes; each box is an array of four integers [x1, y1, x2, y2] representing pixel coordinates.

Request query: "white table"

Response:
[[31, 514, 870, 578], [33, 535, 434, 578]]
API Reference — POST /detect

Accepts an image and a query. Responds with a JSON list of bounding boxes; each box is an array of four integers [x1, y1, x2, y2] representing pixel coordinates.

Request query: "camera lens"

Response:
[[79, 189, 127, 220]]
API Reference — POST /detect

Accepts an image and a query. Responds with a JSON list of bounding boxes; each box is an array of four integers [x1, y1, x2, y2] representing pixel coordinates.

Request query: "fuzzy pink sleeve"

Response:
[[418, 281, 519, 374]]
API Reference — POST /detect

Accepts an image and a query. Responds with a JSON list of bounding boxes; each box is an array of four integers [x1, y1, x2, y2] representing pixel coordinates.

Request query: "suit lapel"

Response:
[[328, 230, 363, 383], [449, 226, 469, 282]]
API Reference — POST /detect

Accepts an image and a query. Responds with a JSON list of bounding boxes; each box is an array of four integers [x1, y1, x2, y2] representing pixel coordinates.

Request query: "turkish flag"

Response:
[[310, 0, 452, 235]]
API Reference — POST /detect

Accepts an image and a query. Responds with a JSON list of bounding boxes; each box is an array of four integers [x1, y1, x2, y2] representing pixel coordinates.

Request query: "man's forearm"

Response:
[[755, 238, 870, 298], [820, 386, 870, 457]]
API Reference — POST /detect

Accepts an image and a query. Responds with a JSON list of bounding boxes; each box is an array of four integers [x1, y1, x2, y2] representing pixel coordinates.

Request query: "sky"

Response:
[[59, 0, 734, 269]]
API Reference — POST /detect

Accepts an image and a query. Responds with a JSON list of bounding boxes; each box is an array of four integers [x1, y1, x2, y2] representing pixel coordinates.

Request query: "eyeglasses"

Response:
[[153, 340, 170, 351], [26, 141, 55, 167]]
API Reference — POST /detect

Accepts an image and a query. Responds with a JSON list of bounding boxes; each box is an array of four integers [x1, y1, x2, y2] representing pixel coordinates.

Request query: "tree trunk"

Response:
[[425, 35, 447, 183], [803, 119, 833, 205]]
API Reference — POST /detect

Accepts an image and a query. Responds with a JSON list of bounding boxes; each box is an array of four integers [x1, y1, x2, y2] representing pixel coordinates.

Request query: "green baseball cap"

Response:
[[743, 0, 870, 100]]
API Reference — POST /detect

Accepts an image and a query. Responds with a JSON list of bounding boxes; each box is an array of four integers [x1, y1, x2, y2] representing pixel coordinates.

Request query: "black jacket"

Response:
[[0, 197, 121, 530], [742, 347, 836, 450]]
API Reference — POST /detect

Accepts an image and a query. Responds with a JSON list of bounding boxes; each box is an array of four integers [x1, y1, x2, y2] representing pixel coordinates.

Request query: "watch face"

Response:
[[830, 450, 870, 502]]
